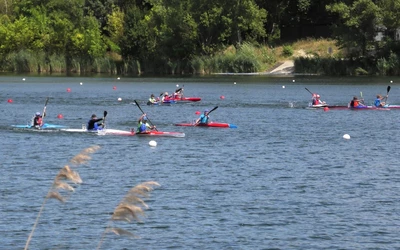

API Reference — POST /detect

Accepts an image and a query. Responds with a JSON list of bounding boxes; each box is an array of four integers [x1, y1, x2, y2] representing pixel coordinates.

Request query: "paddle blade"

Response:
[[104, 111, 108, 117], [387, 85, 391, 94]]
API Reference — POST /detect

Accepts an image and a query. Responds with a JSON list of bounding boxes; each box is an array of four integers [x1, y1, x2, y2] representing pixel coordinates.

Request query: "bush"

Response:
[[282, 45, 294, 57]]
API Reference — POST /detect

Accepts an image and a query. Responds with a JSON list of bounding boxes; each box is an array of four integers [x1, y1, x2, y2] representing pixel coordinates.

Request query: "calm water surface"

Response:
[[1, 76, 400, 249]]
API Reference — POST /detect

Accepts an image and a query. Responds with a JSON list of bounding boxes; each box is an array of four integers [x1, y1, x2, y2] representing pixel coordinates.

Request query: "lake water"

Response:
[[1, 75, 400, 249]]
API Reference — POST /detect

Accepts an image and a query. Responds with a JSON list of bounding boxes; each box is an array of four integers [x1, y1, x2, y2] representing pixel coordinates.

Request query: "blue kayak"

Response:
[[12, 123, 67, 129]]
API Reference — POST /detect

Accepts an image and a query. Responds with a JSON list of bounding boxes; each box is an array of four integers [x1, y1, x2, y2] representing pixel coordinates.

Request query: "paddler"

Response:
[[137, 114, 156, 133], [147, 94, 158, 105], [349, 96, 366, 108], [196, 109, 210, 125], [87, 114, 104, 130], [32, 112, 44, 128], [174, 87, 183, 99], [312, 94, 326, 106], [374, 94, 387, 107]]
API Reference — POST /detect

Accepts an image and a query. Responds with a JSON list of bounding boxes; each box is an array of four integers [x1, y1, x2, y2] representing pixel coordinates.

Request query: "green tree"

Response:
[[327, 0, 381, 57]]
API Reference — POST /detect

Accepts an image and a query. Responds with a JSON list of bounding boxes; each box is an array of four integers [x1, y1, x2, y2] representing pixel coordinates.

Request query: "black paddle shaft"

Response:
[[134, 100, 158, 131]]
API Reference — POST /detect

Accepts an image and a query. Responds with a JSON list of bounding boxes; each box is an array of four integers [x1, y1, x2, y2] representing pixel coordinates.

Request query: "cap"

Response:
[[316, 94, 320, 98], [204, 109, 209, 112], [35, 112, 41, 116], [91, 114, 97, 118], [165, 92, 169, 95], [143, 116, 148, 121]]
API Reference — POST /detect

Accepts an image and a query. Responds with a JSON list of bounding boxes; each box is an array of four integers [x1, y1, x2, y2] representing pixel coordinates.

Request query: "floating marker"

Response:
[[220, 95, 225, 99], [292, 79, 295, 82], [176, 84, 179, 87], [113, 86, 117, 90], [390, 80, 393, 83], [22, 78, 26, 81], [7, 99, 13, 103], [323, 107, 329, 112], [57, 114, 64, 119], [195, 111, 200, 115], [149, 140, 157, 147], [343, 134, 350, 140], [234, 82, 236, 84], [282, 86, 285, 88], [67, 88, 71, 92], [118, 97, 122, 101], [117, 77, 120, 80], [80, 82, 83, 85]]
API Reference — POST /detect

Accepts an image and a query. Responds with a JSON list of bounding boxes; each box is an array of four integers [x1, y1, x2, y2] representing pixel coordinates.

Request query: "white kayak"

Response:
[[60, 128, 135, 136]]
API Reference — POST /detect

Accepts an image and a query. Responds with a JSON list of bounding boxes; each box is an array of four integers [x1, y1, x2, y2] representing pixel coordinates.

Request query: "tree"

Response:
[[327, 0, 381, 57]]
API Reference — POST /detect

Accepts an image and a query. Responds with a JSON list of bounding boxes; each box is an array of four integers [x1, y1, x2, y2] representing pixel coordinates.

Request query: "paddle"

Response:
[[385, 85, 391, 104], [102, 111, 108, 128], [305, 87, 313, 96], [360, 91, 365, 105], [38, 97, 49, 127], [195, 106, 218, 125], [134, 100, 158, 131]]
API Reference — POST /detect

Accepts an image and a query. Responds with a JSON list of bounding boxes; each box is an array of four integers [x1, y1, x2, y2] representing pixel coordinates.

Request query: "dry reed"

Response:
[[24, 145, 101, 250], [97, 181, 160, 249]]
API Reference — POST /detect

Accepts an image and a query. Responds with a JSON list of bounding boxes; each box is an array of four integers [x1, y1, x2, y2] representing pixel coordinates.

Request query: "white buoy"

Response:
[[234, 82, 236, 84], [117, 97, 122, 101], [390, 80, 393, 83], [80, 82, 83, 85], [176, 84, 179, 87], [22, 78, 26, 81], [292, 79, 295, 82], [282, 86, 285, 88], [117, 77, 120, 80], [343, 134, 350, 140], [149, 140, 157, 147]]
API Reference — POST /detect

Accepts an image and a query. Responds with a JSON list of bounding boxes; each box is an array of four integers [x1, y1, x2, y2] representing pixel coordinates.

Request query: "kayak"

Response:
[[175, 121, 237, 128], [172, 97, 201, 102], [12, 123, 67, 129], [60, 128, 135, 136], [135, 130, 185, 138], [147, 100, 177, 105], [61, 128, 184, 137], [307, 104, 400, 110]]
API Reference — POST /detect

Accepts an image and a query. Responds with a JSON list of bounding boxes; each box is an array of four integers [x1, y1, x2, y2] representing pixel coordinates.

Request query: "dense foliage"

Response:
[[0, 0, 400, 75]]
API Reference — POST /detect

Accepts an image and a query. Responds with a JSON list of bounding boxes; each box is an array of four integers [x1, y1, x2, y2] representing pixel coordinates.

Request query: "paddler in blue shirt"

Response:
[[137, 114, 156, 133], [374, 94, 387, 107], [196, 109, 210, 125], [87, 114, 104, 130]]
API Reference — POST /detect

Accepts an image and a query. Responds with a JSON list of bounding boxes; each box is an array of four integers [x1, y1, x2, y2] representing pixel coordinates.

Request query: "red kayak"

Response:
[[136, 130, 185, 137], [175, 121, 237, 128], [171, 96, 201, 102]]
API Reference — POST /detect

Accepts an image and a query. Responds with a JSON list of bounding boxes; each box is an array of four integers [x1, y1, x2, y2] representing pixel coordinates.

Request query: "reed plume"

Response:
[[97, 181, 160, 249], [24, 145, 101, 250]]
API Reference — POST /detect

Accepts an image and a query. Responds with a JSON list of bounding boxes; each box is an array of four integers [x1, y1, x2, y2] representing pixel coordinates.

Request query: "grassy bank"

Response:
[[0, 38, 342, 75]]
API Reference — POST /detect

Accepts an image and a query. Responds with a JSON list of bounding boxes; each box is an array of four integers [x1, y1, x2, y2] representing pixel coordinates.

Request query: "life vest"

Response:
[[138, 122, 147, 132]]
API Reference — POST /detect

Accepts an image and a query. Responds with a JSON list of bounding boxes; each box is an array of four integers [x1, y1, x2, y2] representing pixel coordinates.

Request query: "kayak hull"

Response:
[[175, 122, 237, 128], [308, 105, 400, 110], [61, 128, 136, 136], [136, 131, 185, 137], [12, 123, 67, 129], [170, 97, 201, 103], [60, 128, 184, 137]]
